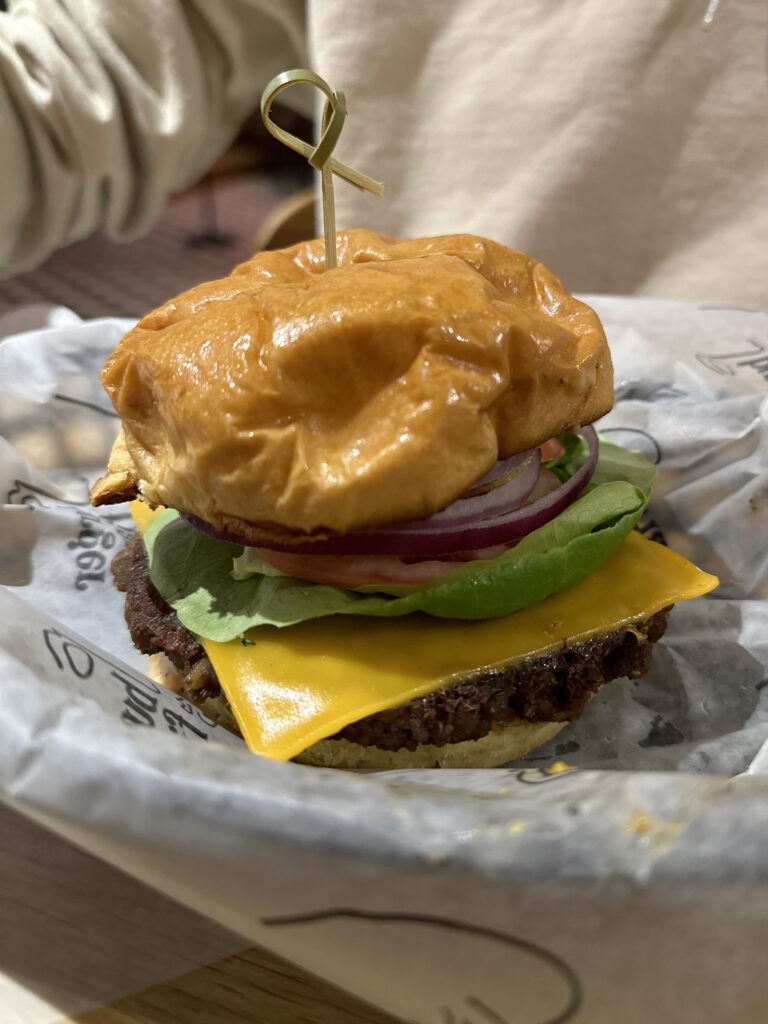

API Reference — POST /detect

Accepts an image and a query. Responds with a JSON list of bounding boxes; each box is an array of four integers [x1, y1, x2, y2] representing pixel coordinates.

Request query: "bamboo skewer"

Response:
[[260, 69, 383, 270]]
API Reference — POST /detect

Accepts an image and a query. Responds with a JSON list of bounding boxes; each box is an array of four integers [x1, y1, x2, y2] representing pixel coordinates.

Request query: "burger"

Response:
[[91, 230, 716, 769]]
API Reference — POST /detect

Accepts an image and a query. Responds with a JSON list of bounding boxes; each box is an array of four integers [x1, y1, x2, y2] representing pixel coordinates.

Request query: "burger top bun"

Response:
[[92, 230, 613, 540]]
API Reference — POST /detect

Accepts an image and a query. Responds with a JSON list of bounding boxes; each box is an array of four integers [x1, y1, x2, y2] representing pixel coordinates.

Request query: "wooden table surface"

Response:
[[60, 946, 399, 1024], [2, 804, 398, 1024]]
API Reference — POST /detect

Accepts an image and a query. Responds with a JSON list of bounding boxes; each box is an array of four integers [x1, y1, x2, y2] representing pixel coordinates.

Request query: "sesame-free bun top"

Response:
[[92, 230, 613, 541]]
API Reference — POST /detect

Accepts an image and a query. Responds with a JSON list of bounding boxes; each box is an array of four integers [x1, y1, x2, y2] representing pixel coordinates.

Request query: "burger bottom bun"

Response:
[[293, 721, 565, 770], [149, 653, 239, 733], [149, 654, 565, 769]]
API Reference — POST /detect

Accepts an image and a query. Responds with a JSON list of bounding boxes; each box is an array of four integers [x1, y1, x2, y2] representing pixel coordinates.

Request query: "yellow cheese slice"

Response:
[[128, 502, 717, 761], [130, 500, 165, 533], [207, 539, 716, 760]]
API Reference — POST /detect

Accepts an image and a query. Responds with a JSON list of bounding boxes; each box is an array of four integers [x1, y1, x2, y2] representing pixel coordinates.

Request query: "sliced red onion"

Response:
[[272, 427, 596, 556], [463, 449, 537, 496], [182, 449, 536, 546], [185, 427, 598, 559], [180, 459, 538, 547], [384, 449, 541, 532], [183, 512, 258, 549]]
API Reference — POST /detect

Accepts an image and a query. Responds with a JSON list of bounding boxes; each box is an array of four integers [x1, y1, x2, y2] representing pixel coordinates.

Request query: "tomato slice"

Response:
[[538, 437, 566, 462], [256, 545, 508, 589]]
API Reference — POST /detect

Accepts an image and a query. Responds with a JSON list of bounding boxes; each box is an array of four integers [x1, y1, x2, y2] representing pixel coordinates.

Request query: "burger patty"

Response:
[[113, 534, 670, 752]]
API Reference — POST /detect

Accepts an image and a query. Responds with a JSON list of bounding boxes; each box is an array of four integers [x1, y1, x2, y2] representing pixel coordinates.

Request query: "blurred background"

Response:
[[0, 102, 315, 472], [0, 104, 314, 321]]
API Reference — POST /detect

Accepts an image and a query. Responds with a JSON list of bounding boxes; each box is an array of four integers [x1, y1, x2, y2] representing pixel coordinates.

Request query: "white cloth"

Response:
[[0, 0, 765, 307], [0, 0, 305, 271], [310, 0, 768, 305]]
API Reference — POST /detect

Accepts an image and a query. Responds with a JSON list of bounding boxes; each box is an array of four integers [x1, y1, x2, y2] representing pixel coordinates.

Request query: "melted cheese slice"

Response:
[[128, 503, 717, 760]]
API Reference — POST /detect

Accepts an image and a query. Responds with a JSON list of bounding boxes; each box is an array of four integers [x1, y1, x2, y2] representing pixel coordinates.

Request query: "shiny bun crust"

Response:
[[93, 230, 612, 539]]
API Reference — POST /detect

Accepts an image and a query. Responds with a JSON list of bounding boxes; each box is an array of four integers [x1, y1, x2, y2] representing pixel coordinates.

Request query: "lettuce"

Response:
[[144, 438, 655, 642]]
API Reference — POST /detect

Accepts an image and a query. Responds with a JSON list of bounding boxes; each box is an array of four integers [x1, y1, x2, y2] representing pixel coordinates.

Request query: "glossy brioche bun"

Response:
[[92, 230, 612, 541], [147, 654, 563, 769]]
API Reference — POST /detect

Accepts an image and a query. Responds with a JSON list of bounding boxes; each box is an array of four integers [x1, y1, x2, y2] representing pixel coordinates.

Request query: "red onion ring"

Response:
[[463, 449, 537, 496], [181, 450, 536, 550], [384, 449, 541, 532], [183, 427, 598, 558]]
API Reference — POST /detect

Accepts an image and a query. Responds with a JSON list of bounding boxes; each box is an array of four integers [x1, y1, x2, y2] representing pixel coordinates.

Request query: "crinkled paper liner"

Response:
[[1, 299, 767, 1023]]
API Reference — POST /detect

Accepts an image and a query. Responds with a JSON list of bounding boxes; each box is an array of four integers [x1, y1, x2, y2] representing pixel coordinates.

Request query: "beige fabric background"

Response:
[[311, 0, 768, 305], [0, 0, 765, 305]]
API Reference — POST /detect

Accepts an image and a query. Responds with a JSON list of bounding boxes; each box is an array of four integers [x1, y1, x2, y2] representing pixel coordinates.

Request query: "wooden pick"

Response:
[[260, 69, 384, 270]]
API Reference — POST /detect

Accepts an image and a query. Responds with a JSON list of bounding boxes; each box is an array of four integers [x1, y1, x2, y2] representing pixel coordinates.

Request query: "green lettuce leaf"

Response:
[[232, 549, 288, 580], [144, 437, 656, 642]]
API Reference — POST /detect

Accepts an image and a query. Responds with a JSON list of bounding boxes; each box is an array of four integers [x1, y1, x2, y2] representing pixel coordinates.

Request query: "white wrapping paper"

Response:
[[1, 298, 767, 1023]]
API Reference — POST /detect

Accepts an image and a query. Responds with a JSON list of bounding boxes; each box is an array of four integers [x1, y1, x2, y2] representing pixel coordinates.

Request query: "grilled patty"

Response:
[[114, 534, 669, 751]]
